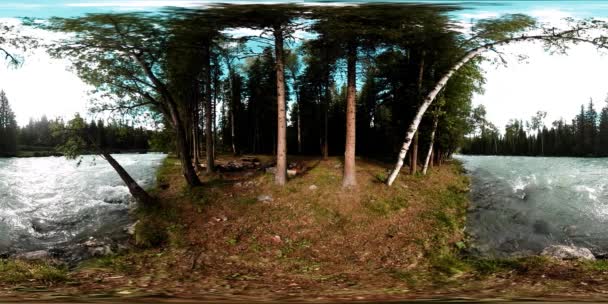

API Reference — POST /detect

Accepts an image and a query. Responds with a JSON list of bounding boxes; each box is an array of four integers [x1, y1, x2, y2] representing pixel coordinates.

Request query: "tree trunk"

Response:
[[385, 32, 591, 186], [297, 103, 302, 154], [323, 70, 330, 160], [176, 115, 202, 186], [343, 42, 357, 188], [131, 54, 202, 187], [230, 90, 237, 155], [410, 131, 418, 175], [422, 117, 438, 175], [192, 95, 199, 167], [429, 148, 434, 169], [274, 25, 287, 186], [541, 132, 544, 155], [292, 74, 302, 155], [203, 43, 215, 174], [212, 59, 219, 161], [102, 152, 155, 206]]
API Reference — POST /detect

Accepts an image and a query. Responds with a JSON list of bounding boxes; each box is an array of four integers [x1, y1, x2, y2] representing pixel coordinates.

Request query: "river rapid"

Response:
[[456, 155, 608, 257], [0, 154, 166, 256]]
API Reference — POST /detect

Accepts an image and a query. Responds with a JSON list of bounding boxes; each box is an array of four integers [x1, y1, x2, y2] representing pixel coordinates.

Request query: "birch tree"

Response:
[[387, 15, 608, 186]]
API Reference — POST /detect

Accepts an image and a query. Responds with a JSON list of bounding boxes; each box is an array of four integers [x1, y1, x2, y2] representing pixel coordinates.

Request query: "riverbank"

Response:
[[4, 155, 608, 301], [0, 148, 157, 158]]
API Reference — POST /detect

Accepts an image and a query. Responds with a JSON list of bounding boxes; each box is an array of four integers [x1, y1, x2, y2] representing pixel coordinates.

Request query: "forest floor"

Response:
[[3, 155, 608, 302]]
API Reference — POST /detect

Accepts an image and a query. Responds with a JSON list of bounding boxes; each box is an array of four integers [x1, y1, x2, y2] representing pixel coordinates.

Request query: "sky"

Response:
[[2, 1, 608, 129]]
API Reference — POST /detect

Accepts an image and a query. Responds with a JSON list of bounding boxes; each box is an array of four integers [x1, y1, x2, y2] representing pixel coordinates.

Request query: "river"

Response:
[[456, 155, 608, 257], [0, 153, 166, 255]]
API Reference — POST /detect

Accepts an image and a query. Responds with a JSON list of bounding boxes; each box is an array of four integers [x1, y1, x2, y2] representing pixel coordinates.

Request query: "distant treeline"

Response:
[[462, 99, 608, 157], [0, 90, 166, 157]]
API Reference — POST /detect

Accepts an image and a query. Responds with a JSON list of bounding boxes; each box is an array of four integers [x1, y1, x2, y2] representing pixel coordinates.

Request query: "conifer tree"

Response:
[[0, 90, 18, 156]]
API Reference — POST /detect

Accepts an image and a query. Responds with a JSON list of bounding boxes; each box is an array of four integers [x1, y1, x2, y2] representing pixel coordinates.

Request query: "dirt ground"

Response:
[[3, 155, 608, 302]]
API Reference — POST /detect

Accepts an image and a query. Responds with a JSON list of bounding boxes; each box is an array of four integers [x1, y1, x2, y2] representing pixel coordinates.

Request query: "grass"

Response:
[[0, 260, 67, 285], [78, 255, 134, 273], [363, 195, 408, 216]]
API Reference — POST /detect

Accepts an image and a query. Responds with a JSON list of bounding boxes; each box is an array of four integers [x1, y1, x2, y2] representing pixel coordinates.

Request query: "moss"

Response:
[[363, 195, 408, 216], [78, 255, 134, 273], [582, 259, 608, 272], [433, 210, 457, 231], [134, 217, 168, 248], [513, 256, 553, 273], [237, 197, 258, 205], [0, 260, 67, 285], [465, 257, 521, 275], [431, 253, 469, 277], [167, 224, 187, 248], [388, 269, 417, 286]]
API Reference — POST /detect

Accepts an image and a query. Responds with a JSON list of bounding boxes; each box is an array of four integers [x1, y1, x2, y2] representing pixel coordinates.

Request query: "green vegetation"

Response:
[[464, 99, 608, 156], [0, 260, 67, 285], [4, 2, 608, 300]]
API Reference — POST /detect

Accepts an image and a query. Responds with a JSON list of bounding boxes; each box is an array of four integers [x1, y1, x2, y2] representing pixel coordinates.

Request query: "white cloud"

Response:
[[0, 50, 91, 126], [65, 1, 208, 8], [459, 11, 499, 21], [528, 9, 574, 27], [222, 27, 264, 39], [0, 18, 90, 126], [474, 41, 608, 132]]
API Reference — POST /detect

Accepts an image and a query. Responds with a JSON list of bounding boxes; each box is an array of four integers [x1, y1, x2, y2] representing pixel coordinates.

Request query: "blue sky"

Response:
[[2, 1, 608, 19], [3, 1, 608, 129]]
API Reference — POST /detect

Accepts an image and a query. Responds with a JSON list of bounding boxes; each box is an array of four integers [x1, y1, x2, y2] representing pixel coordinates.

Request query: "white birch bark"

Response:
[[385, 32, 593, 186], [422, 117, 438, 175]]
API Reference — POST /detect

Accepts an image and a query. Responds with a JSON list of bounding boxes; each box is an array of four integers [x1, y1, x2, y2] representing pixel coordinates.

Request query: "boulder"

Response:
[[541, 245, 595, 261], [15, 250, 50, 260]]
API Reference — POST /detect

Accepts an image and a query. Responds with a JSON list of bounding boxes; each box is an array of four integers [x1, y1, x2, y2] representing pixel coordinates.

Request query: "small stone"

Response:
[[257, 195, 273, 202], [287, 169, 297, 177], [271, 235, 282, 244], [309, 185, 318, 191], [213, 216, 228, 222]]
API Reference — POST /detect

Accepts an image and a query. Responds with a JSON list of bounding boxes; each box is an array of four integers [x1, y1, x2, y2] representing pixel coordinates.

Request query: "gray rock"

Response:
[[15, 250, 49, 260], [309, 185, 318, 191], [287, 169, 297, 177], [257, 194, 273, 202], [87, 245, 113, 257], [82, 237, 115, 257], [541, 245, 596, 261], [125, 221, 139, 235]]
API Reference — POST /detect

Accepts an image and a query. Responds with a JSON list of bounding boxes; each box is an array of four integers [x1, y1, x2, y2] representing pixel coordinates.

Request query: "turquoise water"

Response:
[[456, 155, 608, 257], [0, 153, 165, 253]]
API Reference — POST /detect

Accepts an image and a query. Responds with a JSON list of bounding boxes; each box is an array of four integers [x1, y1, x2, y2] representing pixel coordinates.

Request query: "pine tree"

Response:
[[598, 99, 608, 156], [0, 90, 18, 156]]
